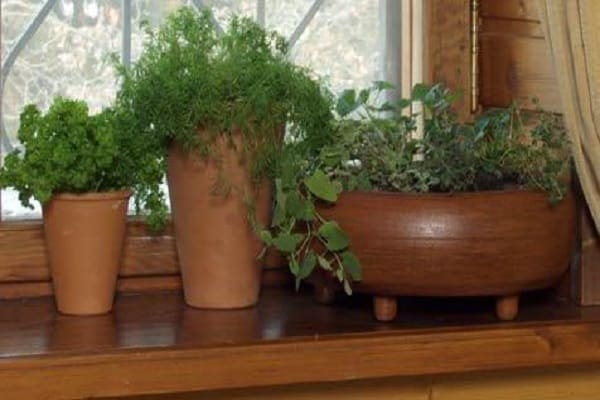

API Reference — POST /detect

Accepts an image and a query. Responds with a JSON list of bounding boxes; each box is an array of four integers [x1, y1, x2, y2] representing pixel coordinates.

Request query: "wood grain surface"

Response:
[[427, 0, 473, 119], [0, 220, 177, 282], [1, 288, 600, 399], [480, 0, 540, 21], [479, 0, 560, 111], [0, 219, 289, 299], [113, 367, 600, 400]]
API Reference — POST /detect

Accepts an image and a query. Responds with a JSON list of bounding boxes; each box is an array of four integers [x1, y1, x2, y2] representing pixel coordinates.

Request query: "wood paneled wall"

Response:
[[478, 0, 600, 305], [479, 0, 560, 111]]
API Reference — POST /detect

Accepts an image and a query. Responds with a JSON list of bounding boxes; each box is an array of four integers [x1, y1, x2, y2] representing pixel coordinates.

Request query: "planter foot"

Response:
[[373, 296, 397, 322], [496, 295, 519, 321], [314, 284, 336, 305]]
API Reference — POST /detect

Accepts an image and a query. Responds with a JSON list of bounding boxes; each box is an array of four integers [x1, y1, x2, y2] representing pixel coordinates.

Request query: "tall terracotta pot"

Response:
[[167, 135, 272, 309], [43, 190, 131, 315]]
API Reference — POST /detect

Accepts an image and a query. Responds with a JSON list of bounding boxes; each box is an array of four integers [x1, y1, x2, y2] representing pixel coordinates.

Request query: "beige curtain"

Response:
[[537, 0, 600, 230]]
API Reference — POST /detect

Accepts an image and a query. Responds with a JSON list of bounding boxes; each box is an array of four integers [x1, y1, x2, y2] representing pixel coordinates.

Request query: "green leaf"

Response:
[[272, 203, 286, 227], [355, 171, 372, 191], [285, 192, 302, 219], [396, 98, 412, 109], [271, 179, 287, 227], [300, 201, 316, 221], [304, 170, 340, 202], [336, 89, 358, 117], [373, 80, 396, 91], [341, 251, 361, 281], [298, 250, 317, 279], [321, 148, 343, 167], [317, 255, 332, 271], [289, 258, 300, 276], [318, 221, 350, 251], [259, 230, 273, 246], [273, 233, 305, 253], [332, 180, 343, 195], [286, 192, 315, 221], [343, 279, 353, 296], [358, 89, 370, 105], [411, 83, 431, 102]]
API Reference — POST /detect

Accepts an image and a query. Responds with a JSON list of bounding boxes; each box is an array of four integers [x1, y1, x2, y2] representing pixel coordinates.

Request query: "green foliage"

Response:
[[259, 155, 361, 295], [312, 83, 570, 200], [263, 83, 571, 293], [0, 97, 167, 228], [114, 7, 334, 226]]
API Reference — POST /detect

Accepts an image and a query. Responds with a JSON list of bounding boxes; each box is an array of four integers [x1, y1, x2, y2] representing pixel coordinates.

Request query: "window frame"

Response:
[[0, 0, 476, 299]]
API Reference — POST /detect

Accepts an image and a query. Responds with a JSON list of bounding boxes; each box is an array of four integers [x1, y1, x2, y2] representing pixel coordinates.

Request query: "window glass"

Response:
[[1, 0, 386, 219]]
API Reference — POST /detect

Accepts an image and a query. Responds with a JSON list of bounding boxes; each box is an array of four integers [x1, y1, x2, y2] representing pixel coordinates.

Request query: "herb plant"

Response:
[[113, 7, 334, 222], [262, 83, 571, 293], [0, 97, 167, 227]]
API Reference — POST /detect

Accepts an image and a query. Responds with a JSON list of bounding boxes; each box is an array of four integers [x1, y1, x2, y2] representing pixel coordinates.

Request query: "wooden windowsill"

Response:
[[1, 287, 600, 398]]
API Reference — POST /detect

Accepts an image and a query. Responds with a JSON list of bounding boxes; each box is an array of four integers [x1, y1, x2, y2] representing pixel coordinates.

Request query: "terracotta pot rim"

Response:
[[49, 189, 133, 202], [340, 188, 562, 199]]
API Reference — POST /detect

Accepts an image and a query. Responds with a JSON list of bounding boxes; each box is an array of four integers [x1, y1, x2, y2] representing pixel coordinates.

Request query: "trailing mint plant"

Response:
[[0, 97, 167, 228], [263, 82, 571, 292], [114, 7, 334, 224], [258, 143, 361, 295]]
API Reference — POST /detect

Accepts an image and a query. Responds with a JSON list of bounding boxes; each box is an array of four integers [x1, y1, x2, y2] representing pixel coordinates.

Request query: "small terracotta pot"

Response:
[[167, 134, 272, 309], [43, 190, 131, 315]]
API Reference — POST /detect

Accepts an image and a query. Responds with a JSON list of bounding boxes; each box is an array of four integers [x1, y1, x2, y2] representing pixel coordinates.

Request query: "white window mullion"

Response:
[[256, 0, 265, 27], [379, 0, 402, 99], [122, 0, 132, 68], [411, 0, 425, 144], [396, 0, 426, 145]]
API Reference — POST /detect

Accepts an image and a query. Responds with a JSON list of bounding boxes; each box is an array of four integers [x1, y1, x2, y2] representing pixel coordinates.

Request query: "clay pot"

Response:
[[314, 190, 576, 322], [167, 134, 272, 309], [43, 190, 131, 315]]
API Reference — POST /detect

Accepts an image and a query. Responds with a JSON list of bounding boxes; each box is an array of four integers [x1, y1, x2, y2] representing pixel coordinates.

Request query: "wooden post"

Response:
[[579, 201, 600, 305], [426, 0, 474, 121]]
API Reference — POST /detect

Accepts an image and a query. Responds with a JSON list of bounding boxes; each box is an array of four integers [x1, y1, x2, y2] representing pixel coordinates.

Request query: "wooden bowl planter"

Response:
[[43, 190, 132, 315], [315, 190, 576, 322], [167, 135, 272, 309]]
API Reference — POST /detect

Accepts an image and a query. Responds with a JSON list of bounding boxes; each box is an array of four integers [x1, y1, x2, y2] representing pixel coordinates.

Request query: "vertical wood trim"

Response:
[[399, 1, 427, 142], [411, 0, 425, 142], [471, 0, 480, 113], [581, 204, 600, 305], [478, 0, 559, 112], [401, 0, 413, 103], [426, 0, 473, 120]]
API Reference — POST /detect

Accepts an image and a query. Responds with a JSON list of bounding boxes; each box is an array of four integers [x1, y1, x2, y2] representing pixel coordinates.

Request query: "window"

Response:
[[0, 0, 460, 300], [1, 0, 404, 219]]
